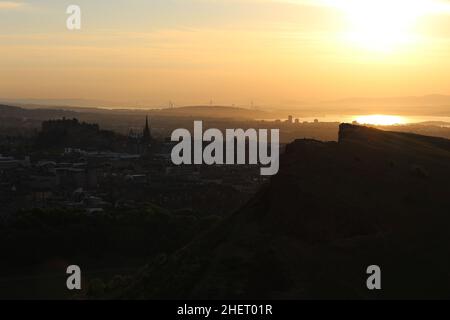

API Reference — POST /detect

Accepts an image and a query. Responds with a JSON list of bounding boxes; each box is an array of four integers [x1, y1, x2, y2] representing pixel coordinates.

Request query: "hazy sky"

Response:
[[2, 0, 450, 107]]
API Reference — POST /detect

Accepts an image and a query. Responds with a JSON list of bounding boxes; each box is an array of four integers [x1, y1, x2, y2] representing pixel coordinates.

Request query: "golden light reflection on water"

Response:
[[354, 114, 406, 125]]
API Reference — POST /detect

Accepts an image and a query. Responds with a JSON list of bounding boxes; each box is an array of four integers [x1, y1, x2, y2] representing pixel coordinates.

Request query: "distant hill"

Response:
[[330, 94, 450, 106], [0, 104, 79, 120], [3, 94, 450, 117], [0, 104, 269, 121], [113, 124, 450, 299], [319, 94, 450, 116], [0, 98, 120, 108], [417, 121, 450, 127], [152, 105, 269, 119]]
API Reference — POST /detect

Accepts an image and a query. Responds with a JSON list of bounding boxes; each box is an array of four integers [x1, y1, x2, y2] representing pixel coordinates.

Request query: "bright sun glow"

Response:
[[328, 0, 450, 52], [355, 115, 405, 126]]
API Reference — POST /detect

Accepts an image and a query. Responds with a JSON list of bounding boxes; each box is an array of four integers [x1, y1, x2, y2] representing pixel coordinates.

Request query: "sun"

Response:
[[355, 115, 405, 126], [331, 0, 446, 52]]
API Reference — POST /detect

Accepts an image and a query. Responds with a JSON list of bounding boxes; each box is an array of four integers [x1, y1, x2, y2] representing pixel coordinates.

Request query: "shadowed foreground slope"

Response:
[[114, 124, 450, 299]]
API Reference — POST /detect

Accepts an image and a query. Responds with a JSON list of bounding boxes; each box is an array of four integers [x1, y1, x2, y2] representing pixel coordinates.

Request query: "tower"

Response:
[[140, 116, 153, 156], [142, 116, 152, 145]]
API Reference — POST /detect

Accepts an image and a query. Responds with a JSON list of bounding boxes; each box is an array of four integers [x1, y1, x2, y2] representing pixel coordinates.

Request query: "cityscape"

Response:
[[1, 0, 450, 304]]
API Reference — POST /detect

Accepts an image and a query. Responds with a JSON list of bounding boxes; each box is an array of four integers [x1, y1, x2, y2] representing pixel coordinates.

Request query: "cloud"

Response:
[[0, 1, 26, 10]]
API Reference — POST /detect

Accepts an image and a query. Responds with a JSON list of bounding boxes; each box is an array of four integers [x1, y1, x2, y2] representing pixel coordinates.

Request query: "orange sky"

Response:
[[2, 0, 450, 107]]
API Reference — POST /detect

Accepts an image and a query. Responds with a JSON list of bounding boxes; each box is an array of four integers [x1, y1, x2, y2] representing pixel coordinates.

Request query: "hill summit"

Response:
[[114, 124, 450, 299]]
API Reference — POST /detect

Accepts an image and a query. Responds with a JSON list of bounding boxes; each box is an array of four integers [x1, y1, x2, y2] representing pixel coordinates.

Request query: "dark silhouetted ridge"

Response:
[[112, 124, 450, 300]]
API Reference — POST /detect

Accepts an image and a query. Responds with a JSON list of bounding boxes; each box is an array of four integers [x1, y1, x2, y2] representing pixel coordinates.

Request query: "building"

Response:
[[0, 155, 30, 170], [127, 116, 154, 155], [288, 115, 293, 124]]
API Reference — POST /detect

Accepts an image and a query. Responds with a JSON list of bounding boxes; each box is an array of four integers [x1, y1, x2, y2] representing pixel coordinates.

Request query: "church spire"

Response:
[[142, 115, 152, 144]]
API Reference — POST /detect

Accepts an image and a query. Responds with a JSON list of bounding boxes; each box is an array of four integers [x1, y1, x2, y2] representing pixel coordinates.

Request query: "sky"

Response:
[[2, 0, 450, 107]]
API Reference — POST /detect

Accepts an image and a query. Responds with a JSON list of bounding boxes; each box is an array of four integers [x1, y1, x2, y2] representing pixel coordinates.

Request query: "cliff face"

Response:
[[119, 125, 450, 300]]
